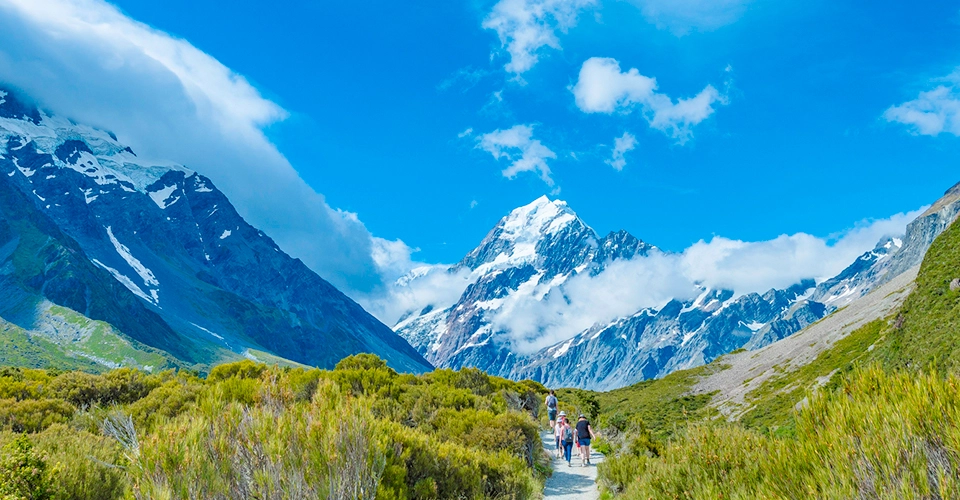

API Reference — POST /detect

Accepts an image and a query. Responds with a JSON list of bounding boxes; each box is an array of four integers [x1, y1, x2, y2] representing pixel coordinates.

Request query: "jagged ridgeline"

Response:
[[588, 210, 960, 498], [0, 355, 549, 499], [0, 87, 431, 374]]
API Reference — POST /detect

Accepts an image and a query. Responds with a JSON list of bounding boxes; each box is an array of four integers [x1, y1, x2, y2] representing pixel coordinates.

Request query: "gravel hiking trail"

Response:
[[541, 431, 604, 500]]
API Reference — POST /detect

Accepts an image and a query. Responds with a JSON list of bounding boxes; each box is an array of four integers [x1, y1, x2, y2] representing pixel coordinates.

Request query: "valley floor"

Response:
[[541, 431, 604, 500]]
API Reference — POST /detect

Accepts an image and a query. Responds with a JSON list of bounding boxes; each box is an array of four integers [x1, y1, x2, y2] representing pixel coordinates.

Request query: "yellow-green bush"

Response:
[[377, 420, 538, 500], [0, 434, 52, 500], [28, 424, 127, 500], [0, 399, 74, 433]]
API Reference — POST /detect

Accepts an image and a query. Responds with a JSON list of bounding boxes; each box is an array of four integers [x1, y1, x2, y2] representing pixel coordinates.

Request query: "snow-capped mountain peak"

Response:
[[458, 196, 597, 276], [499, 195, 579, 240]]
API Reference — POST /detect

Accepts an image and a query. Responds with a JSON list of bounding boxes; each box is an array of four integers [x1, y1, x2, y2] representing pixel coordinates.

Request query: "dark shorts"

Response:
[[578, 438, 591, 447], [548, 409, 557, 420]]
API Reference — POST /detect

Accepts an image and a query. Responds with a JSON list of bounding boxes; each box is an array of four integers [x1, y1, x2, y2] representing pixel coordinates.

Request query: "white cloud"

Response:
[[483, 0, 598, 75], [627, 0, 752, 35], [491, 207, 925, 353], [606, 132, 637, 170], [884, 80, 960, 136], [477, 124, 558, 186], [359, 246, 475, 327], [572, 57, 725, 143], [0, 0, 397, 296]]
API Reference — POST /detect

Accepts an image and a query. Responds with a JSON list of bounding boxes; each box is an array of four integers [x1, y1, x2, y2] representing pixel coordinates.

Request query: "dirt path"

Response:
[[541, 431, 604, 500]]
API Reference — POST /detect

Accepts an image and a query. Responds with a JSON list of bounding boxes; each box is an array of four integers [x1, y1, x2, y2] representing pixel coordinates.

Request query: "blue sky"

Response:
[[105, 0, 959, 263], [0, 0, 958, 321]]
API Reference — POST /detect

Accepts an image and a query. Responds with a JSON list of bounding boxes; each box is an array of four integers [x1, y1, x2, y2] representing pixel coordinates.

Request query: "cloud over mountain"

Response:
[[0, 0, 406, 297]]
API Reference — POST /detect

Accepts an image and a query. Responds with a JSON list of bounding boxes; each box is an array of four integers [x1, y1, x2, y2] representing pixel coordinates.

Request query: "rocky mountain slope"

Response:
[[397, 184, 960, 390], [0, 87, 431, 373]]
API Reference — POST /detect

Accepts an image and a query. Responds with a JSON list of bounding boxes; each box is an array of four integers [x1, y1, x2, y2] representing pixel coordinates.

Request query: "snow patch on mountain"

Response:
[[148, 184, 180, 209], [91, 258, 158, 305], [106, 226, 159, 289]]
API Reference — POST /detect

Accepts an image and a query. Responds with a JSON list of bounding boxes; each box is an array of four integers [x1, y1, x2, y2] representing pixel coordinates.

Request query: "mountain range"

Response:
[[3, 83, 958, 392], [396, 185, 960, 390], [0, 87, 431, 374]]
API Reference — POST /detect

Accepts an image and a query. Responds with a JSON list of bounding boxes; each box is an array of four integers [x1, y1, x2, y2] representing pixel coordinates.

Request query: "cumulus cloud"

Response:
[[884, 77, 960, 136], [606, 132, 637, 170], [358, 240, 476, 326], [491, 207, 925, 353], [572, 57, 725, 143], [627, 0, 752, 35], [0, 0, 397, 296], [483, 0, 598, 75], [477, 124, 558, 186]]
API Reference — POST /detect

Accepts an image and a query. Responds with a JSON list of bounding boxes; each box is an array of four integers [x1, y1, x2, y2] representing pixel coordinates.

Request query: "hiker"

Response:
[[574, 414, 596, 466], [554, 413, 565, 457], [560, 415, 575, 466], [545, 390, 558, 432]]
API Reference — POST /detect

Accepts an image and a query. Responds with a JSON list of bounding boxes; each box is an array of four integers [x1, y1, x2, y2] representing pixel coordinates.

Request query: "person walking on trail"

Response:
[[545, 390, 559, 432], [574, 414, 596, 467], [560, 415, 575, 466], [554, 413, 565, 457]]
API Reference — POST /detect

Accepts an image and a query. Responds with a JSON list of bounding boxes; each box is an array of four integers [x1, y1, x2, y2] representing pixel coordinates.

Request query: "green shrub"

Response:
[[335, 353, 392, 372], [127, 378, 202, 431], [0, 435, 52, 500], [31, 424, 127, 500], [0, 399, 74, 433], [206, 360, 266, 382], [377, 420, 538, 500]]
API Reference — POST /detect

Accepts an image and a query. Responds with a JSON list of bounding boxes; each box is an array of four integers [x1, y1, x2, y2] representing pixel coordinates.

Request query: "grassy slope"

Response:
[[0, 319, 100, 371], [736, 319, 887, 434], [556, 361, 726, 440], [44, 305, 177, 371], [874, 217, 960, 371]]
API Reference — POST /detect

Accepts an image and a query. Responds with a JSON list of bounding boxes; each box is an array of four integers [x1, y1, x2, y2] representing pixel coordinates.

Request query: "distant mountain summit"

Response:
[[395, 196, 652, 372], [397, 186, 960, 390], [0, 87, 431, 373]]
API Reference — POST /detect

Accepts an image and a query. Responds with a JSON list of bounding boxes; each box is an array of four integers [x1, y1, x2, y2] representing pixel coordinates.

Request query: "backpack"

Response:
[[563, 426, 574, 443]]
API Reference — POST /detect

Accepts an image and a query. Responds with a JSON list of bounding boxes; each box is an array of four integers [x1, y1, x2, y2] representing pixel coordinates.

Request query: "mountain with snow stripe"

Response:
[[0, 87, 431, 373], [396, 185, 960, 390]]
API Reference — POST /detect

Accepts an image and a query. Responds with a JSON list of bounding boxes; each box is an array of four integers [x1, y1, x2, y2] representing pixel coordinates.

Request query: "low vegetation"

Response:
[[0, 355, 548, 499]]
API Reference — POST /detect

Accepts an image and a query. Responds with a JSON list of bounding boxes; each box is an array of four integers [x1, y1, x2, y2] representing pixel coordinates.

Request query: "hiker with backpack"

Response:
[[545, 390, 558, 432], [559, 413, 575, 466], [574, 414, 596, 466]]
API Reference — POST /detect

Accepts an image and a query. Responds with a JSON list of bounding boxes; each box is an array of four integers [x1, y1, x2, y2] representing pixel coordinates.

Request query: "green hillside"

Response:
[[875, 217, 960, 371]]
